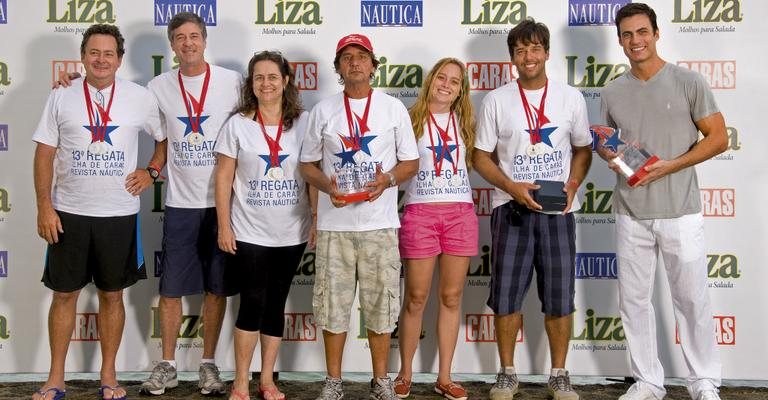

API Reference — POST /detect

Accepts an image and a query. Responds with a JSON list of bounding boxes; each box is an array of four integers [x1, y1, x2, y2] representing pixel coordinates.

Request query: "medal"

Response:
[[526, 144, 537, 157], [187, 132, 203, 145], [449, 174, 462, 187], [83, 79, 116, 154], [433, 176, 447, 189], [343, 89, 373, 163], [267, 167, 284, 180], [178, 64, 211, 142], [534, 142, 549, 155], [517, 80, 550, 155]]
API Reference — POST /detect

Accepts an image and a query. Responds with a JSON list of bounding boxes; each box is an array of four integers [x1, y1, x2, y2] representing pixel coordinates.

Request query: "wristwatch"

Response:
[[386, 172, 396, 188], [146, 166, 160, 182]]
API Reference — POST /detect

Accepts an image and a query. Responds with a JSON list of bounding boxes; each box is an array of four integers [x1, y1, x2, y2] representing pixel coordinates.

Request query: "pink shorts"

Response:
[[399, 202, 479, 259]]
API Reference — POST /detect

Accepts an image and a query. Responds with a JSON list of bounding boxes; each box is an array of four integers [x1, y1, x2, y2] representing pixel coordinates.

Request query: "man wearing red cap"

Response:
[[300, 34, 419, 400]]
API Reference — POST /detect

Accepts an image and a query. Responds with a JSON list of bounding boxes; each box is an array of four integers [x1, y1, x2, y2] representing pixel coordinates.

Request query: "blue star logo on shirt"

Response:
[[427, 135, 458, 164], [526, 126, 558, 148], [83, 109, 118, 144], [177, 115, 210, 137], [258, 154, 290, 175], [334, 144, 358, 168]]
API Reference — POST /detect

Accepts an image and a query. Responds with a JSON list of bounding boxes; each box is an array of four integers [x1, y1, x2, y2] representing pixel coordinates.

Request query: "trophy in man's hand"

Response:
[[590, 125, 660, 187], [333, 165, 376, 203]]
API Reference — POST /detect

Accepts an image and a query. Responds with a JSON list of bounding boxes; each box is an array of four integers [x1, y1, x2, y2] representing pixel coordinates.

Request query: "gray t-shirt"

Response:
[[600, 63, 719, 219]]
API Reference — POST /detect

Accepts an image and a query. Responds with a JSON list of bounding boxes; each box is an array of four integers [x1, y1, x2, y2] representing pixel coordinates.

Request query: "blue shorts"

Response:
[[486, 201, 576, 317], [42, 211, 146, 292], [158, 206, 235, 297]]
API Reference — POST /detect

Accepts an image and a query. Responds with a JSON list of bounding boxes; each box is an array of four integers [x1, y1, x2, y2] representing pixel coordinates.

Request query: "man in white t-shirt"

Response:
[[473, 19, 592, 400], [299, 34, 418, 400], [137, 12, 242, 397], [32, 24, 162, 400]]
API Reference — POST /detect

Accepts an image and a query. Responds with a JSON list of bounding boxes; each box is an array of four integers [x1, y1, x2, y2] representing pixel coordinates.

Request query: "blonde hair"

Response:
[[409, 58, 476, 169]]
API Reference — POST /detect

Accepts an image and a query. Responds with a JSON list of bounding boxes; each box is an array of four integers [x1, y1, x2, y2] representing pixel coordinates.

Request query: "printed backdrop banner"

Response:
[[0, 0, 765, 379]]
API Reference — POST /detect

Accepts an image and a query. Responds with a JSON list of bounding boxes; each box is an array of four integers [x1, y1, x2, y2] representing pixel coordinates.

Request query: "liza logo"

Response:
[[465, 314, 523, 342], [461, 0, 527, 25], [566, 55, 628, 88], [71, 313, 99, 341], [255, 0, 322, 25], [672, 0, 742, 23], [283, 313, 317, 341], [572, 309, 625, 341], [466, 62, 515, 90], [47, 0, 115, 23], [151, 306, 203, 339]]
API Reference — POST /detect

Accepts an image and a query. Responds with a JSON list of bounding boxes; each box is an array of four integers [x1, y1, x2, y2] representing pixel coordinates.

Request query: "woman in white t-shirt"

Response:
[[394, 58, 478, 400], [214, 51, 315, 400]]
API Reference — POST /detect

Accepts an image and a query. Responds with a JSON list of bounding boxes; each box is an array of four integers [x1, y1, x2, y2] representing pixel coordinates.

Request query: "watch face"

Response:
[[148, 168, 159, 179]]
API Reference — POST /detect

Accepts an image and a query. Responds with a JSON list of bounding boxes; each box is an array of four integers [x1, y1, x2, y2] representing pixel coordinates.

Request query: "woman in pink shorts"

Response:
[[394, 58, 478, 400]]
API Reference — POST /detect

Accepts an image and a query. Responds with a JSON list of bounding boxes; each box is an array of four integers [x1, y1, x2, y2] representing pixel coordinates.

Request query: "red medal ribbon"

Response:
[[342, 89, 372, 150], [178, 63, 211, 134], [83, 79, 116, 143], [516, 79, 549, 145], [254, 110, 284, 166], [426, 111, 459, 177]]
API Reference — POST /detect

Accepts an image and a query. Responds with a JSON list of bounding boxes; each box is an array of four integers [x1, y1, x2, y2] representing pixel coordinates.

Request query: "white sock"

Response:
[[162, 359, 177, 369], [201, 358, 215, 366], [503, 366, 516, 375], [551, 368, 567, 377]]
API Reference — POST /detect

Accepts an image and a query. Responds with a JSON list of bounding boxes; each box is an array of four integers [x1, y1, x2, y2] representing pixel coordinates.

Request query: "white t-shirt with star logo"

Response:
[[32, 77, 163, 217], [402, 113, 473, 205], [475, 80, 592, 211], [215, 112, 311, 246], [147, 64, 242, 208], [300, 90, 419, 231]]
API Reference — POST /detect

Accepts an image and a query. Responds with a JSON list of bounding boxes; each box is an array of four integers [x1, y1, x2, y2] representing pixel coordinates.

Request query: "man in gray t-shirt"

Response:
[[599, 4, 727, 400]]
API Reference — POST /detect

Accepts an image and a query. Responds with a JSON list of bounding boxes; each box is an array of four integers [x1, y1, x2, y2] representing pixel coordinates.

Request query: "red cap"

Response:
[[335, 34, 374, 54]]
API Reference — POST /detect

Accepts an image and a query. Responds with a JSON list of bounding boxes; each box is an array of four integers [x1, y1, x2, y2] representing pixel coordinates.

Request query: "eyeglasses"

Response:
[[94, 90, 105, 107], [339, 53, 371, 64]]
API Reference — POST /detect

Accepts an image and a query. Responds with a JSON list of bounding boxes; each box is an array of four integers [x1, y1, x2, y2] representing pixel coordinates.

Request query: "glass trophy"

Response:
[[333, 165, 376, 203], [590, 125, 660, 187]]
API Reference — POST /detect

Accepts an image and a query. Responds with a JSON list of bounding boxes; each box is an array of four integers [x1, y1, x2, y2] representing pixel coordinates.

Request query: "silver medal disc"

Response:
[[353, 151, 366, 164], [433, 176, 447, 189], [268, 167, 284, 180], [526, 144, 537, 157], [187, 132, 203, 145], [449, 174, 462, 187], [88, 141, 107, 155]]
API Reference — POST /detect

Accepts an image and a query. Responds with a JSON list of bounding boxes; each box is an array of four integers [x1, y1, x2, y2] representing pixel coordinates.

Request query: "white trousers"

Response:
[[616, 213, 721, 399]]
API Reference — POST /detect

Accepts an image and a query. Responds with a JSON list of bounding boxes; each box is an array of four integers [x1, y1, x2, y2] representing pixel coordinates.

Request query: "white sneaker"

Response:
[[697, 390, 720, 400], [618, 383, 661, 400]]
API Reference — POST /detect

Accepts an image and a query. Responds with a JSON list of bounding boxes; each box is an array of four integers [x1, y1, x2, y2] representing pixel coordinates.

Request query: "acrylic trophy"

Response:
[[590, 125, 660, 187], [333, 165, 376, 203]]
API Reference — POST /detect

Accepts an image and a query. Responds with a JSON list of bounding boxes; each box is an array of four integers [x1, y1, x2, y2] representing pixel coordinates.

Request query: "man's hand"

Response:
[[53, 71, 81, 89], [365, 165, 389, 202], [506, 181, 542, 211], [125, 168, 153, 196], [217, 226, 237, 255], [562, 179, 579, 214], [37, 206, 63, 244], [634, 158, 676, 187]]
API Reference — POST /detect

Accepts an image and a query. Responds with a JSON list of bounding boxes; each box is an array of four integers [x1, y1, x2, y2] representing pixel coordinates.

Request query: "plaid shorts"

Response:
[[486, 201, 576, 317], [313, 229, 401, 334]]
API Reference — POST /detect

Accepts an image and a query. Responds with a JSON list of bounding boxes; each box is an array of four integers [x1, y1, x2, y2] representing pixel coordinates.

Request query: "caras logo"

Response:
[[465, 314, 523, 343], [361, 0, 422, 27], [472, 187, 494, 216], [52, 60, 85, 87], [700, 188, 734, 217], [0, 251, 6, 277], [255, 0, 322, 25], [154, 0, 217, 26], [575, 253, 617, 279], [289, 62, 318, 90], [677, 60, 735, 89], [0, 124, 7, 151], [283, 313, 317, 341], [0, 0, 7, 24], [461, 0, 527, 25], [568, 0, 630, 26], [676, 315, 735, 345], [47, 0, 115, 23], [71, 313, 99, 341], [467, 62, 515, 91]]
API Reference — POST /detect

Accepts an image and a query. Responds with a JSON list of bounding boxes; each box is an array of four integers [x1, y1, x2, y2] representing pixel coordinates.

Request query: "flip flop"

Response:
[[98, 385, 126, 400], [34, 387, 66, 400], [259, 384, 286, 400], [229, 388, 250, 400]]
